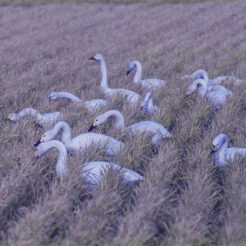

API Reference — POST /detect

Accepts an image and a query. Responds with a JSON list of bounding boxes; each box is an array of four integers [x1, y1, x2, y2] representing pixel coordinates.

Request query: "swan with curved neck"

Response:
[[49, 92, 108, 113], [89, 54, 141, 106], [182, 69, 242, 87], [186, 78, 232, 108], [127, 60, 166, 90], [35, 140, 143, 184], [140, 92, 159, 116], [34, 121, 125, 156], [211, 134, 246, 167], [7, 108, 62, 127], [88, 110, 171, 145]]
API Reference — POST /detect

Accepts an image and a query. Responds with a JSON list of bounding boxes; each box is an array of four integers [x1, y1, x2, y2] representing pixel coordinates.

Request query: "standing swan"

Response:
[[182, 69, 242, 87], [49, 91, 108, 113], [140, 92, 159, 116], [186, 78, 232, 108], [89, 54, 141, 106], [34, 121, 125, 156], [35, 140, 143, 184], [88, 110, 171, 145], [127, 60, 166, 90], [211, 134, 246, 167], [7, 108, 62, 127]]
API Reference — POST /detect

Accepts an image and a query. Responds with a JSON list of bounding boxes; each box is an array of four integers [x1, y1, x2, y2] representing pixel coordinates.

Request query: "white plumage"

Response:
[[89, 110, 171, 145], [89, 54, 141, 106], [127, 60, 166, 90], [34, 121, 125, 156], [49, 91, 108, 113], [7, 108, 62, 127], [211, 134, 246, 167], [35, 140, 143, 184], [140, 92, 159, 116]]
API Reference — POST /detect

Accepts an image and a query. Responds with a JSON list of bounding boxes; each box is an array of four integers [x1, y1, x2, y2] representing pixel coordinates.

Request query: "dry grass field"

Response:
[[1, 1, 246, 245]]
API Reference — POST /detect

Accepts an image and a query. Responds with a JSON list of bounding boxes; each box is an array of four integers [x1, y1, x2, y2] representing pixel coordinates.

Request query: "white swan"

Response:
[[7, 108, 62, 127], [182, 69, 243, 87], [34, 121, 125, 156], [140, 92, 159, 116], [49, 91, 108, 113], [35, 140, 143, 184], [186, 78, 232, 108], [211, 134, 246, 167], [126, 60, 166, 90], [88, 110, 171, 145], [89, 54, 141, 106]]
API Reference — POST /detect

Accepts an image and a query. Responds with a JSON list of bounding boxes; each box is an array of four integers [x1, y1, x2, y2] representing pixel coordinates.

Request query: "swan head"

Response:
[[211, 134, 228, 153], [193, 69, 208, 81], [89, 53, 103, 62], [186, 79, 206, 97], [127, 61, 139, 75], [34, 130, 55, 147], [88, 114, 106, 132], [7, 113, 17, 122], [49, 92, 58, 101], [34, 142, 49, 159]]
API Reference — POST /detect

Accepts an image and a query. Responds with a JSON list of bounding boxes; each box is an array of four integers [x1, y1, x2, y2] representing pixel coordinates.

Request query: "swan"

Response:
[[7, 108, 62, 127], [34, 121, 125, 156], [186, 78, 232, 108], [88, 110, 171, 145], [126, 60, 166, 90], [140, 92, 159, 116], [211, 133, 246, 167], [182, 69, 242, 87], [49, 91, 108, 112], [89, 54, 141, 106], [35, 140, 144, 184]]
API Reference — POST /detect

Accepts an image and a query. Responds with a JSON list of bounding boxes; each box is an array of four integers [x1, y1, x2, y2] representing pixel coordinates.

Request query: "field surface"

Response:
[[1, 2, 246, 245]]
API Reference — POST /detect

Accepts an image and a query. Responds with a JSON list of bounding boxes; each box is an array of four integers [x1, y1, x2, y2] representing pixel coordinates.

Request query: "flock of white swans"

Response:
[[6, 53, 246, 186]]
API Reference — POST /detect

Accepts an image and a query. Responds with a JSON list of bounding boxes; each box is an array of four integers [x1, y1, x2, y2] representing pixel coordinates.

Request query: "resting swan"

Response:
[[88, 110, 171, 145], [126, 60, 166, 90], [7, 108, 61, 127], [140, 92, 159, 116], [89, 54, 140, 106], [49, 91, 108, 113], [35, 140, 143, 184], [182, 69, 242, 87], [211, 134, 246, 167], [34, 121, 125, 156], [186, 78, 232, 108]]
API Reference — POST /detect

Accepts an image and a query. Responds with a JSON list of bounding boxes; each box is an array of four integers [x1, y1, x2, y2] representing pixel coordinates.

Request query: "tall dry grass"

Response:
[[0, 2, 246, 245]]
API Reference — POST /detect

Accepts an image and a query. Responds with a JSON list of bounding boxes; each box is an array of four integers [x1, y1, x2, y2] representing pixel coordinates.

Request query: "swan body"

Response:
[[89, 110, 171, 145], [211, 134, 246, 167], [186, 78, 232, 108], [34, 121, 125, 156], [7, 108, 61, 127], [89, 54, 140, 106], [49, 92, 108, 113], [35, 140, 143, 184], [127, 60, 166, 90], [182, 69, 242, 87], [141, 92, 159, 116]]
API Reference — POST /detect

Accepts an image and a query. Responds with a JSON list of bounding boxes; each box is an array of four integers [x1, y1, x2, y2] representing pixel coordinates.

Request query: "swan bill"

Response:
[[88, 124, 96, 132], [126, 70, 131, 76], [211, 145, 218, 153], [7, 115, 11, 120], [34, 140, 41, 147], [89, 56, 96, 61]]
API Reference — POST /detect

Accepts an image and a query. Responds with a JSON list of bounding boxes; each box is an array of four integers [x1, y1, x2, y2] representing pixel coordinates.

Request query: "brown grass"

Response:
[[1, 2, 246, 245]]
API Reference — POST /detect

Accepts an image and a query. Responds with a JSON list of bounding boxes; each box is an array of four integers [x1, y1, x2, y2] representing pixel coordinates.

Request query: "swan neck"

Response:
[[106, 111, 125, 129], [56, 147, 68, 176], [99, 58, 108, 89], [133, 62, 142, 83], [198, 80, 208, 96], [57, 92, 82, 103], [18, 108, 42, 120], [54, 122, 72, 144]]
